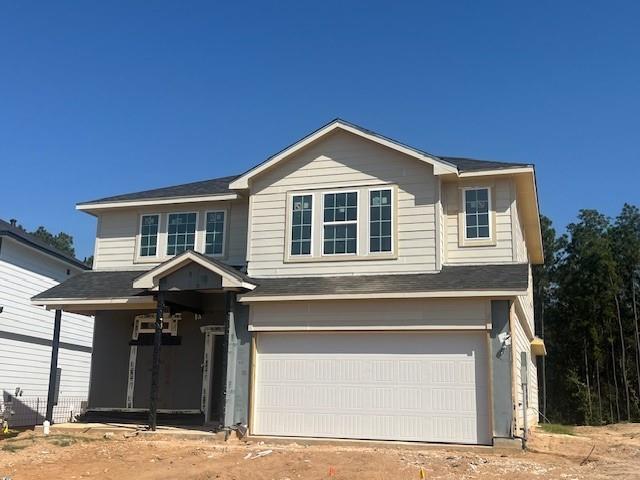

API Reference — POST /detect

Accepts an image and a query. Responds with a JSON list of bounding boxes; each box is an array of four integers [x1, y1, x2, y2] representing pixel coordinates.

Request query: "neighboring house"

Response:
[[0, 219, 93, 426], [33, 119, 545, 446]]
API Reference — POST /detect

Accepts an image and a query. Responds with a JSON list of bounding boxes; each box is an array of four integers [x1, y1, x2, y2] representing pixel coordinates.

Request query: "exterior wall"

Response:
[[249, 298, 491, 331], [247, 130, 438, 277], [93, 199, 248, 270], [0, 238, 93, 402], [513, 309, 539, 432], [443, 177, 518, 265]]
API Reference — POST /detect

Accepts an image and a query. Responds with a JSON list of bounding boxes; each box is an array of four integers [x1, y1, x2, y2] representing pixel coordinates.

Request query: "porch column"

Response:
[[148, 292, 164, 431], [45, 309, 62, 423]]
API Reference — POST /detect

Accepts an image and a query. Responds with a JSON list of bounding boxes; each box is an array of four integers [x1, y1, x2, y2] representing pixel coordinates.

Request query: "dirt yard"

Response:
[[1, 423, 638, 479]]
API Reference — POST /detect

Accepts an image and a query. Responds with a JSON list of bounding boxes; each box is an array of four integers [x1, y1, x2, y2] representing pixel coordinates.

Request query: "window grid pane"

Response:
[[167, 213, 197, 255], [291, 195, 312, 256], [323, 192, 357, 255], [465, 189, 490, 239], [205, 211, 225, 255], [140, 215, 159, 257], [369, 189, 392, 252]]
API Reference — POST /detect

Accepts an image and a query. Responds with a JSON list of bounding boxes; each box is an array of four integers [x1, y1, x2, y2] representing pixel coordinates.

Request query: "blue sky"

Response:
[[1, 1, 638, 259]]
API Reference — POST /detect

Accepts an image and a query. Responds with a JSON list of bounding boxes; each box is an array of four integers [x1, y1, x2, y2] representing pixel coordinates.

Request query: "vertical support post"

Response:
[[45, 309, 62, 423], [222, 292, 237, 428], [148, 293, 164, 431]]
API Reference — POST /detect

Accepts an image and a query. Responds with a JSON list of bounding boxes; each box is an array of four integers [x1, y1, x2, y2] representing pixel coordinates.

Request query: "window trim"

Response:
[[287, 192, 315, 258], [367, 187, 395, 255], [136, 213, 161, 261], [165, 211, 199, 257], [459, 186, 496, 247], [203, 209, 228, 258], [321, 189, 360, 257]]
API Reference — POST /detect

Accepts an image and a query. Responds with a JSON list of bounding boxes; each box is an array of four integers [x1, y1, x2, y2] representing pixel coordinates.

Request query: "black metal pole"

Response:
[[45, 309, 62, 423], [148, 292, 164, 431]]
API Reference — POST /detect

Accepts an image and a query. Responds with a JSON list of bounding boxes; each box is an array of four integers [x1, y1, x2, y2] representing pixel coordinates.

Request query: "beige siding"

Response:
[[511, 188, 528, 263], [247, 130, 438, 277], [93, 199, 248, 270], [513, 311, 539, 432], [443, 178, 516, 264], [250, 298, 491, 330]]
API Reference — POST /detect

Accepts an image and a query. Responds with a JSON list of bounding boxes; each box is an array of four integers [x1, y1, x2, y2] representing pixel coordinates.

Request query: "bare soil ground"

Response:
[[1, 423, 639, 479]]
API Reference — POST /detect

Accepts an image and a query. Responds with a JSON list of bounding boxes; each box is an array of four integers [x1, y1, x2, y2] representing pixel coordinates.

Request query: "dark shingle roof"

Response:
[[76, 121, 532, 206], [0, 219, 88, 270], [32, 270, 147, 300], [242, 264, 529, 299], [77, 175, 238, 206], [438, 157, 531, 172]]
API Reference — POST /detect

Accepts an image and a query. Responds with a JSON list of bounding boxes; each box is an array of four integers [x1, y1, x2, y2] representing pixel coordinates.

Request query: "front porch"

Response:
[[31, 251, 255, 431]]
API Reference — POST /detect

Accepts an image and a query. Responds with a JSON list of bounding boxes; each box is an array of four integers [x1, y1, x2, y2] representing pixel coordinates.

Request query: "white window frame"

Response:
[[137, 213, 161, 260], [165, 211, 199, 257], [367, 187, 395, 255], [461, 186, 493, 243], [321, 189, 360, 257], [203, 209, 227, 258], [288, 192, 315, 258]]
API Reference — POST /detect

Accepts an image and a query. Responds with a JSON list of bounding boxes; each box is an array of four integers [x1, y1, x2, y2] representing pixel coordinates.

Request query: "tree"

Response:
[[29, 226, 76, 257]]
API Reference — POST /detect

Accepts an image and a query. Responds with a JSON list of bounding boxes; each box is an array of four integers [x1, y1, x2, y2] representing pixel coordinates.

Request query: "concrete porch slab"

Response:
[[34, 422, 228, 441]]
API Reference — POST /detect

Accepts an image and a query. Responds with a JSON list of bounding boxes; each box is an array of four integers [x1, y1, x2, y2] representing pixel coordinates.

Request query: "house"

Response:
[[0, 219, 93, 426], [32, 119, 544, 446]]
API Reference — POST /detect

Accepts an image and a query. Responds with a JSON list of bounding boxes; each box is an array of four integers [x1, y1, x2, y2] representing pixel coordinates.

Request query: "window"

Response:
[[166, 212, 197, 255], [139, 214, 159, 257], [369, 189, 392, 253], [464, 188, 490, 239], [323, 192, 357, 255], [290, 195, 312, 255], [205, 211, 225, 256]]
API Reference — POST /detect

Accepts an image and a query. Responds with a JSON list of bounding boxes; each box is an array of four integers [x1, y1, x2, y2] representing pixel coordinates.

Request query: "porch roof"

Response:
[[239, 264, 529, 302]]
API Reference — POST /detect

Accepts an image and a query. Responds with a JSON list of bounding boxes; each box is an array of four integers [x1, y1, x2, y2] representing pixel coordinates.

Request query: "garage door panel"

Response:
[[254, 332, 490, 444]]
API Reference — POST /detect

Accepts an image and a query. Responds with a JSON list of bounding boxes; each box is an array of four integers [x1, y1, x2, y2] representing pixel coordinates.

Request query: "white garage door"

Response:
[[253, 331, 491, 445]]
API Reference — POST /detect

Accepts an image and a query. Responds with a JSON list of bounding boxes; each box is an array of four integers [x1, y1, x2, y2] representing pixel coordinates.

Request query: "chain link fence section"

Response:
[[0, 396, 88, 427]]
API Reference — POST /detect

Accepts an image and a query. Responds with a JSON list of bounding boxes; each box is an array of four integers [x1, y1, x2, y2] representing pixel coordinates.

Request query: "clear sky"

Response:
[[1, 1, 638, 259]]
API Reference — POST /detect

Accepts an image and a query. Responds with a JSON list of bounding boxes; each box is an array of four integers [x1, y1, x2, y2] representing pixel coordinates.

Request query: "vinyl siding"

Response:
[[0, 238, 93, 403], [247, 130, 438, 277], [513, 311, 539, 432], [93, 199, 249, 270], [443, 178, 516, 264], [249, 298, 491, 330], [511, 189, 528, 263]]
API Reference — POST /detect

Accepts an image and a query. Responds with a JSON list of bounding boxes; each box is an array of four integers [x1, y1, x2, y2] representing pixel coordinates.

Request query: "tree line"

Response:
[[535, 203, 640, 425]]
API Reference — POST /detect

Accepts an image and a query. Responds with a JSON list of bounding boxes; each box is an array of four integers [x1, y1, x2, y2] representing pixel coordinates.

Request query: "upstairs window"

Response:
[[139, 214, 159, 257], [464, 188, 491, 239], [369, 189, 392, 253], [205, 211, 225, 256], [167, 212, 197, 255], [323, 191, 358, 255], [290, 195, 312, 256]]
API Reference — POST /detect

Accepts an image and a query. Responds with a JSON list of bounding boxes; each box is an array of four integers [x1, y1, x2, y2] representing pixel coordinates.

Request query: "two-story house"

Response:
[[33, 119, 545, 446], [0, 219, 93, 426]]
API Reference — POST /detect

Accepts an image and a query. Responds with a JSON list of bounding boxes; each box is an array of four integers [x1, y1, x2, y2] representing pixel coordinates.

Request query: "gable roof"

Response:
[[0, 219, 88, 270], [229, 119, 463, 189], [132, 250, 257, 290]]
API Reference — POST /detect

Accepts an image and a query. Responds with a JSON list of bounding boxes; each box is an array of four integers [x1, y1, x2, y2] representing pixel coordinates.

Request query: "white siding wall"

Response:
[[0, 239, 93, 401], [249, 298, 491, 331], [443, 178, 516, 264], [513, 311, 539, 431], [247, 130, 438, 277], [93, 199, 248, 270]]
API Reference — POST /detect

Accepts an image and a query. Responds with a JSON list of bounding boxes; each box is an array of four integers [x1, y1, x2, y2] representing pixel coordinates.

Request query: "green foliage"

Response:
[[539, 204, 640, 425], [539, 423, 575, 435], [30, 225, 76, 256]]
